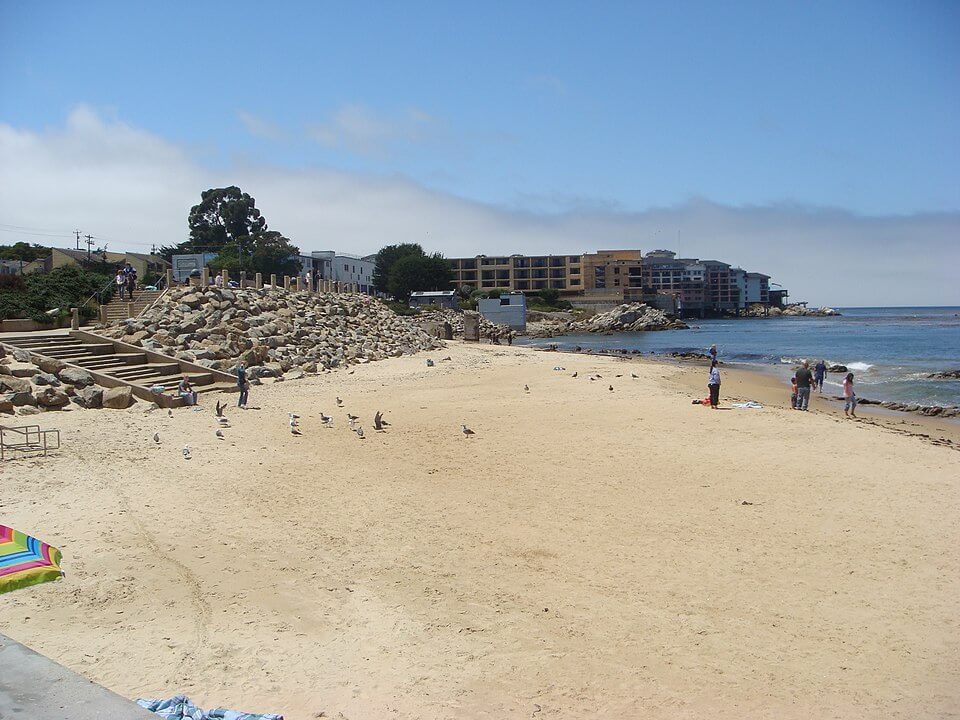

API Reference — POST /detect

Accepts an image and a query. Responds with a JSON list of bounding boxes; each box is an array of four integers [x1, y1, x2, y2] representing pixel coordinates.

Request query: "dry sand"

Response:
[[1, 342, 958, 719]]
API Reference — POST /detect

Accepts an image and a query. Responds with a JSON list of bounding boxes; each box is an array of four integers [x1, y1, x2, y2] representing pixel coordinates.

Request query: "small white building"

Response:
[[477, 293, 527, 330], [745, 272, 771, 305], [310, 251, 376, 293]]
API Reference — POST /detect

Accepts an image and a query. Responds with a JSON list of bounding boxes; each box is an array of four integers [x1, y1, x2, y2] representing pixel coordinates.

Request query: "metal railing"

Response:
[[0, 425, 61, 461]]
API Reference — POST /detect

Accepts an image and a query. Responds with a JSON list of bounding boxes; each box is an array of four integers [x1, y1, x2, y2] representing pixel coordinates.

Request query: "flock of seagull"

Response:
[[157, 360, 641, 458]]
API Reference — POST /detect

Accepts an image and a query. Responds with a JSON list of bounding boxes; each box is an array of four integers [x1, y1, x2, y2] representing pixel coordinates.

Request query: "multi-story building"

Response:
[[449, 254, 582, 293], [745, 272, 770, 305], [310, 251, 376, 293], [449, 248, 778, 316]]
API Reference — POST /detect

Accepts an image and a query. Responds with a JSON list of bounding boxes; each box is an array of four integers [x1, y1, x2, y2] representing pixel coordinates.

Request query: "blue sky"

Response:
[[1, 1, 958, 304]]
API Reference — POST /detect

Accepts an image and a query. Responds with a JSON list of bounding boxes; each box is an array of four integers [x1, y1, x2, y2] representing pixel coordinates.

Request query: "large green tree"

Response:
[[161, 186, 300, 276], [386, 253, 453, 303], [372, 243, 426, 294], [208, 231, 301, 277]]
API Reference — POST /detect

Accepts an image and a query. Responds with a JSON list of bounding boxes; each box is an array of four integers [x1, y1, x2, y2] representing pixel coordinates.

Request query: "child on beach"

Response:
[[843, 373, 857, 417], [790, 375, 798, 409]]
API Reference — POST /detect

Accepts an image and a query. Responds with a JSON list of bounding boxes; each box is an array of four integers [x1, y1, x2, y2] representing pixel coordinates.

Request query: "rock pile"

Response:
[[0, 348, 125, 416], [927, 370, 960, 380], [570, 303, 688, 333], [97, 287, 441, 377], [856, 397, 959, 418], [745, 304, 841, 317]]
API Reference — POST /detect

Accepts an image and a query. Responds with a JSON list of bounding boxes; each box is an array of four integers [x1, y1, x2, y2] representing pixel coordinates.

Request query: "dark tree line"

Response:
[[372, 243, 452, 302]]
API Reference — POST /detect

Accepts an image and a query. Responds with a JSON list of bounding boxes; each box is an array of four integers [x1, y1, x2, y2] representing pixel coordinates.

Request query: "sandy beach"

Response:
[[1, 341, 958, 719]]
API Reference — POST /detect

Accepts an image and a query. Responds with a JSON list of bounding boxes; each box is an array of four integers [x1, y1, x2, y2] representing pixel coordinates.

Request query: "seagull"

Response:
[[589, 376, 596, 382], [356, 426, 365, 439], [524, 384, 530, 393], [609, 385, 614, 392], [572, 371, 578, 378], [348, 417, 356, 430], [320, 412, 333, 427], [442, 356, 451, 361], [153, 433, 160, 444], [215, 429, 224, 439], [215, 400, 224, 417], [426, 359, 435, 367], [461, 424, 475, 437], [182, 446, 191, 460], [595, 374, 603, 378], [631, 373, 638, 379], [374, 411, 384, 431], [290, 423, 302, 436], [336, 397, 344, 407], [167, 409, 173, 417], [615, 374, 623, 378], [347, 413, 359, 422]]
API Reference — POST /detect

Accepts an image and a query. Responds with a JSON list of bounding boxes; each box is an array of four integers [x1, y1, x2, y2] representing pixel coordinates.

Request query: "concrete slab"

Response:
[[0, 633, 155, 719]]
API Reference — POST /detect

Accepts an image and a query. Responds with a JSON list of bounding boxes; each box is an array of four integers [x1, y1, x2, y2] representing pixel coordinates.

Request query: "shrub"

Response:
[[386, 301, 420, 316]]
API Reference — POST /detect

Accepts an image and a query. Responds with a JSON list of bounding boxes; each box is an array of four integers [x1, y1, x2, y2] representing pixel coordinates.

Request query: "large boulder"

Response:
[[0, 397, 13, 414], [58, 367, 96, 388], [0, 376, 31, 394], [35, 357, 66, 375], [102, 385, 134, 409], [72, 386, 103, 409], [4, 391, 37, 407], [35, 387, 70, 408], [31, 371, 61, 387], [12, 348, 31, 362]]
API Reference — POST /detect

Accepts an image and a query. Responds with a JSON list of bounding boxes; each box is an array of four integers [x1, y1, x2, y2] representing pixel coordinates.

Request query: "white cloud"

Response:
[[1, 107, 958, 306], [305, 103, 436, 158]]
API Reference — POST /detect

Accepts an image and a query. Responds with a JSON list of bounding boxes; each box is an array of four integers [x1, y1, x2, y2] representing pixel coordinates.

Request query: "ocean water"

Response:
[[517, 307, 960, 407]]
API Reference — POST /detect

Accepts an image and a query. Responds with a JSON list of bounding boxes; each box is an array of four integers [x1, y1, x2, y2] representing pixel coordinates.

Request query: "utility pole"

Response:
[[84, 234, 94, 261], [74, 230, 82, 251]]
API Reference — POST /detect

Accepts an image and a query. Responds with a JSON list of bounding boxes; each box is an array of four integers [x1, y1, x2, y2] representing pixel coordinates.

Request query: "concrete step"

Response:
[[43, 343, 115, 358]]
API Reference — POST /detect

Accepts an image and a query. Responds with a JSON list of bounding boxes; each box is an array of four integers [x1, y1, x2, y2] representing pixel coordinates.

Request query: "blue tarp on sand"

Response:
[[137, 695, 283, 720]]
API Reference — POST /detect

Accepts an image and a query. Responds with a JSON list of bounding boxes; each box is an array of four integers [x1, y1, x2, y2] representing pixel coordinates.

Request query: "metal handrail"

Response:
[[81, 278, 117, 309]]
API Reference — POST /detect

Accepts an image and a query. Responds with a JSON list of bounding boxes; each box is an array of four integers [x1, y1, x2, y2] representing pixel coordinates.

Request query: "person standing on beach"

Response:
[[790, 375, 798, 409], [709, 344, 718, 363], [236, 361, 249, 408], [843, 372, 857, 417], [814, 359, 827, 393], [708, 359, 721, 409], [795, 360, 814, 411]]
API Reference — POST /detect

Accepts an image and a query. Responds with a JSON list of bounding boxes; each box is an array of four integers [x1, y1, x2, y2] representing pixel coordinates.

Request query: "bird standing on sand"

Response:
[[215, 430, 224, 439], [320, 412, 333, 427], [182, 446, 191, 460], [336, 397, 344, 407], [572, 371, 578, 378], [374, 411, 384, 432], [167, 409, 173, 417], [609, 385, 614, 392], [215, 400, 224, 417], [289, 417, 301, 435], [461, 424, 475, 437], [524, 384, 530, 393], [356, 426, 365, 439], [153, 433, 160, 444], [631, 373, 638, 379]]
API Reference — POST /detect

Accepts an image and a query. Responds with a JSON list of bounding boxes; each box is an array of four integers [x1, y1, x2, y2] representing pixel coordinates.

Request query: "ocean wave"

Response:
[[846, 361, 874, 372]]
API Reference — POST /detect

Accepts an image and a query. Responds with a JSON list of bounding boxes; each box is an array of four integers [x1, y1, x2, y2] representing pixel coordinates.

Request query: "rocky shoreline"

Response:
[[741, 303, 841, 317]]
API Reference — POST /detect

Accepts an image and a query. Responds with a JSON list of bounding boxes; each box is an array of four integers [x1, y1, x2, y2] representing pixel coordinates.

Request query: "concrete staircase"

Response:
[[100, 289, 164, 324], [0, 330, 237, 408]]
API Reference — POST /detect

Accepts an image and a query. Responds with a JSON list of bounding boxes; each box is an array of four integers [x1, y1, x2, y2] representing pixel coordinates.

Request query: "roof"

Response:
[[745, 272, 771, 279], [411, 290, 456, 297]]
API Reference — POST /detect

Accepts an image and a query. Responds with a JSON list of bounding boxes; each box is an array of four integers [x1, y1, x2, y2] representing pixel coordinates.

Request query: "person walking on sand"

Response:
[[814, 359, 827, 393], [843, 372, 858, 417], [790, 375, 798, 409], [708, 359, 721, 409], [795, 359, 814, 411], [236, 361, 249, 408]]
